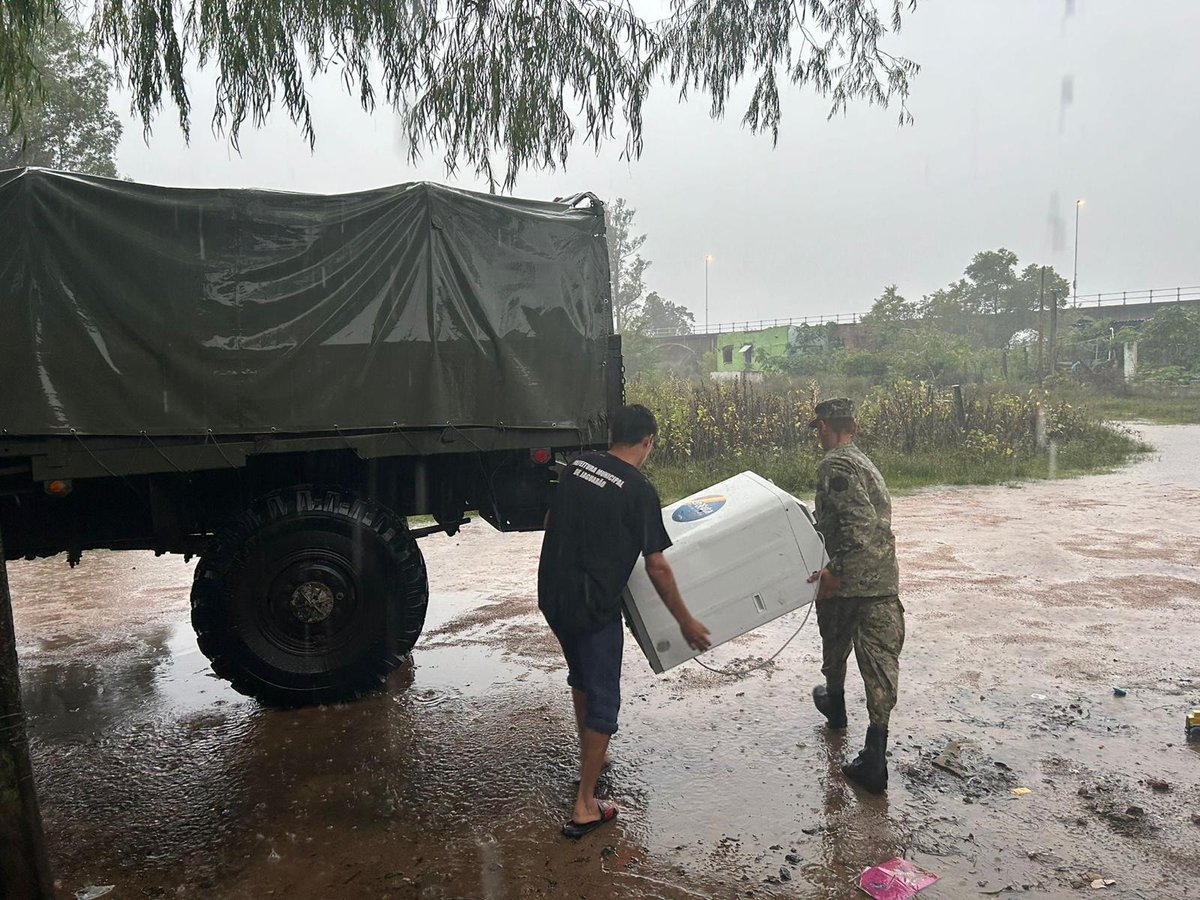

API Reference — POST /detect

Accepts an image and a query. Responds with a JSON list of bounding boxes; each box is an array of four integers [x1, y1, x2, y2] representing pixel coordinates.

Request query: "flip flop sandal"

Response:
[[562, 801, 618, 839]]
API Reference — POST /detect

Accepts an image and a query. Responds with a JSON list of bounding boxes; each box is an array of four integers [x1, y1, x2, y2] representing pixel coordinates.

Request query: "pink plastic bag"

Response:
[[859, 858, 939, 899]]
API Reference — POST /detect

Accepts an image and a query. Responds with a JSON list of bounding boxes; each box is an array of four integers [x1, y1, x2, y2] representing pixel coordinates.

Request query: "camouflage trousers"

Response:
[[816, 596, 905, 728]]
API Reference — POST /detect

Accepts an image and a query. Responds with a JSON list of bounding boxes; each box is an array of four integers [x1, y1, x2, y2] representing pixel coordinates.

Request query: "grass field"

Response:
[[631, 377, 1152, 503], [646, 427, 1148, 503]]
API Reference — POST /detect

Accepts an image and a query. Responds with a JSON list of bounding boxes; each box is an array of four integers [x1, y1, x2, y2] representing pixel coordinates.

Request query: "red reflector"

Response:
[[45, 479, 73, 497], [531, 448, 552, 465]]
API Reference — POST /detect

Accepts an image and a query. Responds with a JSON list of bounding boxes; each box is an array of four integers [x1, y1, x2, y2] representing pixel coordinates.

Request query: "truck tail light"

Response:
[[530, 448, 552, 465], [44, 479, 73, 497]]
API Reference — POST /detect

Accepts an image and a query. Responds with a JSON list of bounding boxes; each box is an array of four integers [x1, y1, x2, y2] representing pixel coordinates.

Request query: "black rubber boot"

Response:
[[812, 684, 848, 730], [843, 724, 888, 794]]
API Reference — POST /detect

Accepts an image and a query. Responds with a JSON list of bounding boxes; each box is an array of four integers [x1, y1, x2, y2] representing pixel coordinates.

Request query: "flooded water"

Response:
[[10, 424, 1200, 899]]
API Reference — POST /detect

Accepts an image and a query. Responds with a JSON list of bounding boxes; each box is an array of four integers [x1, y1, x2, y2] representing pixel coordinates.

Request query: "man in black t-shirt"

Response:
[[539, 404, 711, 838]]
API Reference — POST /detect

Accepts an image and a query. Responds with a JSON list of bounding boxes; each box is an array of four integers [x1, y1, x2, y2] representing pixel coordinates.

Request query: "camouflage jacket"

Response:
[[814, 443, 899, 598]]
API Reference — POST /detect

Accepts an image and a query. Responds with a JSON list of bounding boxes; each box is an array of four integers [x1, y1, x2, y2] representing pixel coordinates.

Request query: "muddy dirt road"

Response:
[[11, 424, 1200, 899]]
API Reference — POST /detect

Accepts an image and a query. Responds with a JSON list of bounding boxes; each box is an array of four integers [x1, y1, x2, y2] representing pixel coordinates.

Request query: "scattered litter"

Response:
[[903, 739, 1017, 801], [76, 888, 115, 900], [1111, 687, 1126, 697], [1011, 787, 1032, 796], [1089, 878, 1116, 889], [1031, 693, 1047, 701], [1187, 710, 1200, 740], [858, 858, 939, 899], [932, 740, 967, 778], [1146, 778, 1170, 792]]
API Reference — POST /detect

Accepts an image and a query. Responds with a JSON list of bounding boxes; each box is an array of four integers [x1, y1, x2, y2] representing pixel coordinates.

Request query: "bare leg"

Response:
[[572, 725, 614, 823], [572, 688, 612, 768], [572, 688, 587, 744]]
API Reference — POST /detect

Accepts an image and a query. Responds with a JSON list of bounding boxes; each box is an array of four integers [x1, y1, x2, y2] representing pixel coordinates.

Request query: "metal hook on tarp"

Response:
[[139, 431, 185, 474], [205, 430, 240, 470], [69, 429, 149, 507], [332, 425, 367, 461]]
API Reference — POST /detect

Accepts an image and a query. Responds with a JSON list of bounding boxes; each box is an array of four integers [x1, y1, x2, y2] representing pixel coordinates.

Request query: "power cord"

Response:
[[692, 601, 815, 677]]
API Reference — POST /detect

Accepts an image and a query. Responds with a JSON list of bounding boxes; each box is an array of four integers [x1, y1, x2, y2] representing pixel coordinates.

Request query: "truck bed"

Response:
[[0, 170, 613, 441]]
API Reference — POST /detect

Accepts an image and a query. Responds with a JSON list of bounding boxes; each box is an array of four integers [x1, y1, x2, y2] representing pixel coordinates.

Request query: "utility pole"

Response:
[[1036, 266, 1046, 380], [704, 254, 713, 333], [1072, 199, 1084, 308], [0, 530, 55, 898], [1049, 289, 1060, 374]]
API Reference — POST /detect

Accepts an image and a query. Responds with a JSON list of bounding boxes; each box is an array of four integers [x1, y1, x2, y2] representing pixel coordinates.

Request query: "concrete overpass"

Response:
[[645, 286, 1200, 357]]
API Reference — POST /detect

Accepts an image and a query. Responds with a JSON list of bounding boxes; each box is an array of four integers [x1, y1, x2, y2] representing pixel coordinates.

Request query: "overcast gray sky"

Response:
[[115, 0, 1200, 327]]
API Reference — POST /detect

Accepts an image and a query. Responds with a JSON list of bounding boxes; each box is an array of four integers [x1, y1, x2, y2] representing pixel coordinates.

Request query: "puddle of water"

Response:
[[421, 589, 492, 632]]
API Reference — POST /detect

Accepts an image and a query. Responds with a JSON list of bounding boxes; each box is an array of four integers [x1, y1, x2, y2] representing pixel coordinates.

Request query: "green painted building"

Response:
[[710, 322, 840, 373], [713, 325, 791, 373]]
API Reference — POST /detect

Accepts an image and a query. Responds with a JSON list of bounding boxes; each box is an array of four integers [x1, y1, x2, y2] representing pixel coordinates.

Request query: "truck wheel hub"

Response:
[[290, 581, 337, 624]]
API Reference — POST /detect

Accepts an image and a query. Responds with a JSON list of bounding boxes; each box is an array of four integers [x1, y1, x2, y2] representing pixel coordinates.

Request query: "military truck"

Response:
[[0, 168, 620, 706]]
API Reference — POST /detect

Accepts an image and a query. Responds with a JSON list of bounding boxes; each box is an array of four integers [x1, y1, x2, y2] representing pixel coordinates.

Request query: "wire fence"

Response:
[[646, 284, 1200, 338]]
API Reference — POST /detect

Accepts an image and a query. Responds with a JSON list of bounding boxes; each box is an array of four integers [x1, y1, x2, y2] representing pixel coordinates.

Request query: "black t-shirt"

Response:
[[538, 451, 672, 634]]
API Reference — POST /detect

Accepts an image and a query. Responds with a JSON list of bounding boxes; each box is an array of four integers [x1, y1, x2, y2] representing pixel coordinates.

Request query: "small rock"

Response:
[[1191, 814, 1200, 827], [779, 867, 792, 882], [1112, 687, 1127, 697], [785, 854, 801, 865], [1090, 878, 1106, 889], [1125, 806, 1145, 818], [769, 844, 782, 851], [1147, 778, 1170, 792]]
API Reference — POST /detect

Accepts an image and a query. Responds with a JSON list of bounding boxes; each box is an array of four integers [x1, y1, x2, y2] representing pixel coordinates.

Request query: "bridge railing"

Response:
[[644, 284, 1200, 338], [646, 312, 862, 338], [1067, 285, 1200, 309]]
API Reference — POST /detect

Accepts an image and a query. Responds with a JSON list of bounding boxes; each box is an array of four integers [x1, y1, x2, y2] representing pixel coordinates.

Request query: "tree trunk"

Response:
[[0, 529, 56, 899]]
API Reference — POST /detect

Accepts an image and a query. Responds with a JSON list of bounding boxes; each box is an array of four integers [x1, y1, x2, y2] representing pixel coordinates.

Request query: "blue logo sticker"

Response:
[[672, 495, 727, 522]]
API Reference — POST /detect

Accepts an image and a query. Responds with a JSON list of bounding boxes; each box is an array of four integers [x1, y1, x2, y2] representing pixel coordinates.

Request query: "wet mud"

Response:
[[10, 424, 1200, 899]]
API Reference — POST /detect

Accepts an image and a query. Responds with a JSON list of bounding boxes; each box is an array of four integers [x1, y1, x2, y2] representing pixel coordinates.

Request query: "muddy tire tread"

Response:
[[190, 486, 428, 707]]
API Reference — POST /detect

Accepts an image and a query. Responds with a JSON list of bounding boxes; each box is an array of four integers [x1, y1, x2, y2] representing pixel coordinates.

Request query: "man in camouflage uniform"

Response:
[[806, 398, 905, 794]]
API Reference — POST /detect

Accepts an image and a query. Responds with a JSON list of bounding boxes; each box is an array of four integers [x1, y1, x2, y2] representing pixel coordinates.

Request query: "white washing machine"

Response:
[[623, 471, 828, 673]]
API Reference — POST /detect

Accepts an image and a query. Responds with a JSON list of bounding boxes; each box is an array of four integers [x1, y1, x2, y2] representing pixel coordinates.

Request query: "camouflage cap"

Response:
[[807, 397, 855, 428]]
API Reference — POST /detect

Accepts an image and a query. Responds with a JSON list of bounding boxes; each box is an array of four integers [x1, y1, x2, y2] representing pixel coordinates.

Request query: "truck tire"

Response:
[[191, 487, 428, 706]]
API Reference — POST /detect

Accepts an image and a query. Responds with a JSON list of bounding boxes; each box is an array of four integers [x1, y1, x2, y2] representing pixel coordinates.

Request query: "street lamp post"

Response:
[[704, 254, 713, 332], [1072, 199, 1084, 308]]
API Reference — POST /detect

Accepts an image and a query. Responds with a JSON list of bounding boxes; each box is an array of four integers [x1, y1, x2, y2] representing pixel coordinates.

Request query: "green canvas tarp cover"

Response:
[[0, 169, 612, 437]]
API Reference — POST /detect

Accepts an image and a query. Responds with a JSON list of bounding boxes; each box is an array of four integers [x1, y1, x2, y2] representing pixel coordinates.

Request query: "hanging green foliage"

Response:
[[3, 1, 918, 189]]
